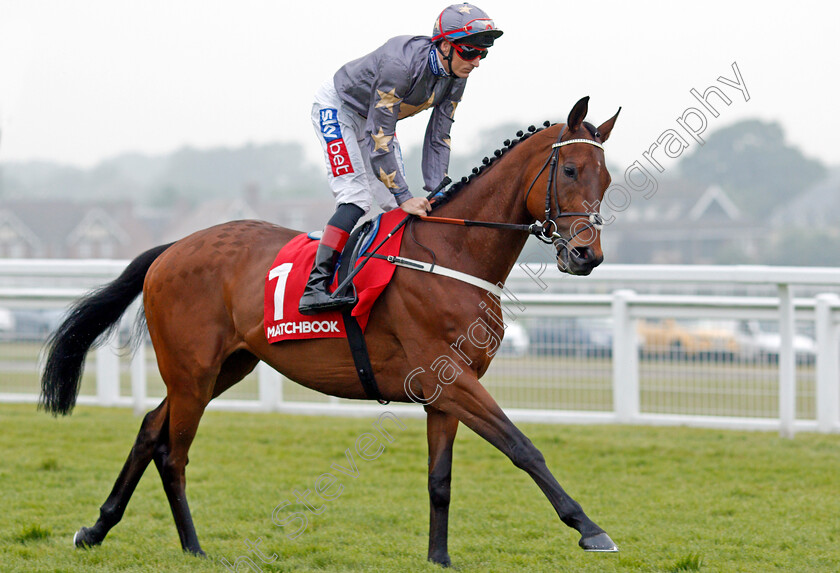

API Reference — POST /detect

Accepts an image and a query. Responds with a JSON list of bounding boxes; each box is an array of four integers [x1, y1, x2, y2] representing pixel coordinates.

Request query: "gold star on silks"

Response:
[[458, 5, 472, 13], [371, 127, 393, 152], [399, 91, 436, 119], [378, 167, 399, 189], [442, 137, 451, 147], [450, 101, 459, 119], [375, 88, 402, 114]]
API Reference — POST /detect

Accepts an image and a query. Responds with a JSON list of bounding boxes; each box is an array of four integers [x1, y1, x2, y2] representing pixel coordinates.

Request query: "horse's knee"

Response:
[[154, 439, 191, 486], [153, 442, 173, 476], [509, 439, 545, 470], [428, 471, 451, 508]]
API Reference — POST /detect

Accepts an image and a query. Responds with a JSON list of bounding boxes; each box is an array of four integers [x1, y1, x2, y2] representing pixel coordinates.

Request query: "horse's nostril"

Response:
[[571, 247, 592, 263], [568, 247, 603, 273]]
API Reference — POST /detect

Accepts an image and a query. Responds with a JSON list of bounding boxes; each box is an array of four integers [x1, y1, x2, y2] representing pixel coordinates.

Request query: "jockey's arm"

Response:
[[421, 81, 465, 196], [365, 62, 414, 207]]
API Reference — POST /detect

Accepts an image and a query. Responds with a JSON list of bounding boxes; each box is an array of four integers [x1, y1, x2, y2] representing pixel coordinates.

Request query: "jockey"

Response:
[[299, 2, 503, 314]]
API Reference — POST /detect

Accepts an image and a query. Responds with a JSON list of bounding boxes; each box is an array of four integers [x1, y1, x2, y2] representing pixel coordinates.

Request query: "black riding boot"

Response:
[[298, 242, 356, 315], [299, 204, 364, 315]]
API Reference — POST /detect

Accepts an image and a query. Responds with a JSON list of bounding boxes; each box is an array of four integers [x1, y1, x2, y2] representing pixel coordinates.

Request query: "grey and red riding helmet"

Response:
[[432, 3, 504, 65]]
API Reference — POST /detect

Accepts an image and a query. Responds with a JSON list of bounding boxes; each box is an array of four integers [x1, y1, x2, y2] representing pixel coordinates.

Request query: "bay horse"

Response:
[[40, 96, 620, 566]]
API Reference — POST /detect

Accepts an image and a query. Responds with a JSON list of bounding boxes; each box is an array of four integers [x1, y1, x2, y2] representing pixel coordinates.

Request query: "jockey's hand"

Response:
[[400, 196, 432, 217]]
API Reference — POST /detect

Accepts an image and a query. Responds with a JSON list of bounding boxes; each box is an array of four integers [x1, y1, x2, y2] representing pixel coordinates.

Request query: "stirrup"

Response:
[[299, 285, 357, 315]]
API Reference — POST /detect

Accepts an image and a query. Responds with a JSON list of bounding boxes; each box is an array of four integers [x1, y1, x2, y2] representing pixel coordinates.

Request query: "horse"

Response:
[[40, 96, 621, 566]]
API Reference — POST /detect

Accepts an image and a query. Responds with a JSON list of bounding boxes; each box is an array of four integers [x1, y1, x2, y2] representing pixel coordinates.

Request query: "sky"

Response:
[[1, 0, 839, 176]]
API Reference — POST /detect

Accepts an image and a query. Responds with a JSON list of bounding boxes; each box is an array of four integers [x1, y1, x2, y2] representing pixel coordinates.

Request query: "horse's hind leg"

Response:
[[74, 399, 169, 548], [152, 350, 259, 555], [424, 406, 459, 567], [152, 388, 210, 556]]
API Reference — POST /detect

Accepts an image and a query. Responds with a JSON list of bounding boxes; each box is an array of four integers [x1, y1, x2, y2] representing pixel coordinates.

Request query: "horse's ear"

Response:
[[597, 107, 621, 143], [567, 96, 589, 132]]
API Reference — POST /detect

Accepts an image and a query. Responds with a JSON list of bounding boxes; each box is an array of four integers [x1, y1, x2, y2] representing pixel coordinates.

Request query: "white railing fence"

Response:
[[1, 260, 839, 437]]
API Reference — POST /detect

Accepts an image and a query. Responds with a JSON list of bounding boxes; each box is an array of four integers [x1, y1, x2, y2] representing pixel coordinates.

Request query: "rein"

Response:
[[421, 125, 606, 246], [329, 126, 607, 301]]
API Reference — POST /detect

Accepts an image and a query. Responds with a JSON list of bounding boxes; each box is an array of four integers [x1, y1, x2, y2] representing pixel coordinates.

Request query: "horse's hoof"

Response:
[[73, 527, 94, 549], [579, 532, 618, 552], [185, 546, 206, 558]]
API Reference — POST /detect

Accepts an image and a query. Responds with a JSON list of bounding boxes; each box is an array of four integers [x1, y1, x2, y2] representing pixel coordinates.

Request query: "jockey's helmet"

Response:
[[431, 3, 503, 49]]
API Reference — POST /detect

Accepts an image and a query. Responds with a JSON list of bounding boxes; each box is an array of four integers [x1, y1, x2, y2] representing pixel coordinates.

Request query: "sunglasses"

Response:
[[452, 43, 488, 62]]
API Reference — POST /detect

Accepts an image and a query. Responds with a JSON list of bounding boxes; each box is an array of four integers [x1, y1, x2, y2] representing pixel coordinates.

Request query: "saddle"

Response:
[[333, 215, 382, 299], [263, 209, 407, 344], [263, 210, 408, 403]]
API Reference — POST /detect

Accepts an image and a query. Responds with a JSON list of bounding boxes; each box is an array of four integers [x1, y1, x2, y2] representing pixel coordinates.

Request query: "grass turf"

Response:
[[1, 403, 838, 572]]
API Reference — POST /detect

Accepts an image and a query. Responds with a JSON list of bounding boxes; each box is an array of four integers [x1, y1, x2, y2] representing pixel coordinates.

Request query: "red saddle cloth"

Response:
[[264, 209, 407, 343]]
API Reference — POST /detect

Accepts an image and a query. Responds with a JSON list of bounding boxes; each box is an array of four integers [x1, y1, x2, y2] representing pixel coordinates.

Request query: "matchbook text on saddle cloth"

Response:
[[264, 209, 407, 343]]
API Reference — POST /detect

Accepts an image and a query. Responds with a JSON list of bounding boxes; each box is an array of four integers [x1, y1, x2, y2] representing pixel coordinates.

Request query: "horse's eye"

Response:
[[563, 165, 578, 179]]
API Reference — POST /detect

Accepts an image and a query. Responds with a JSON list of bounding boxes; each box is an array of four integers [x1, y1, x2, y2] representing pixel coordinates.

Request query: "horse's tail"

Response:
[[40, 243, 174, 416]]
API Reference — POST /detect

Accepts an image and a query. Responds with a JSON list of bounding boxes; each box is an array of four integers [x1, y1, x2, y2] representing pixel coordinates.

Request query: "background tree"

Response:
[[678, 119, 826, 218]]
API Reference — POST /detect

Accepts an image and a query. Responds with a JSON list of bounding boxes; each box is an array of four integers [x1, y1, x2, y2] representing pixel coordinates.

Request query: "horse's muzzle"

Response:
[[556, 244, 603, 276]]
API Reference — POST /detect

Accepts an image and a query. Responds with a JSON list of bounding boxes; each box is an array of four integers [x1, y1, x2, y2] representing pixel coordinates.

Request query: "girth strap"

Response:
[[341, 309, 389, 404]]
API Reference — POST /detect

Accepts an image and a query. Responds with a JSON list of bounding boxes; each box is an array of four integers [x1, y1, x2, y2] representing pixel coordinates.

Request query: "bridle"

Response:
[[522, 123, 605, 247], [420, 124, 607, 251]]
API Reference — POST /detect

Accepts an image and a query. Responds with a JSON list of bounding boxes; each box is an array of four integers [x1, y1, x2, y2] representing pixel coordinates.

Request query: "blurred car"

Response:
[[10, 308, 66, 341], [527, 317, 614, 358], [498, 322, 529, 357], [735, 320, 817, 364], [637, 318, 739, 360]]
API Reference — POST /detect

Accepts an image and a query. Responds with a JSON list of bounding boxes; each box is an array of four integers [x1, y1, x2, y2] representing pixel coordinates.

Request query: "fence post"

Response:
[[816, 294, 840, 433], [258, 361, 280, 412], [778, 283, 796, 438], [96, 340, 120, 407], [131, 340, 147, 416], [612, 289, 639, 424]]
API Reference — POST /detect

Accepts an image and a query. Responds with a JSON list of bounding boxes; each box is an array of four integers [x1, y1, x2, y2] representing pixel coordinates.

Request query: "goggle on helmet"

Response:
[[431, 3, 504, 49]]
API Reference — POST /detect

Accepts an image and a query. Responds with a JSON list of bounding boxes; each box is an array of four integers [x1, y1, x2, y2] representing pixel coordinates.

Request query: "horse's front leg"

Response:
[[434, 376, 618, 552], [424, 405, 460, 566]]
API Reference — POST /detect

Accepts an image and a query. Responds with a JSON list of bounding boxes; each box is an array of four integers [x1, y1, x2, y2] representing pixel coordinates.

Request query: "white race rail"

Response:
[[1, 260, 839, 437]]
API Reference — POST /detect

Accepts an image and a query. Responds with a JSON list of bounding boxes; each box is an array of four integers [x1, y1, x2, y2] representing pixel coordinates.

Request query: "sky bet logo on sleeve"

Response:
[[319, 108, 354, 177]]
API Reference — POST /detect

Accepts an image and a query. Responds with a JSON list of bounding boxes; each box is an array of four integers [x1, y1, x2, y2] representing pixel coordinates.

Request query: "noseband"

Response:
[[524, 124, 606, 246]]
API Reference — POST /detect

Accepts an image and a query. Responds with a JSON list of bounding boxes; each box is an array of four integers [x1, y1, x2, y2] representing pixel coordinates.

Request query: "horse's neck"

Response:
[[426, 150, 537, 287]]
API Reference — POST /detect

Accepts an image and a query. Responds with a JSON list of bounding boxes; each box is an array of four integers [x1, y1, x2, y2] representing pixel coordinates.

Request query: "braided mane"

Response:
[[434, 119, 603, 207], [435, 121, 560, 207]]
